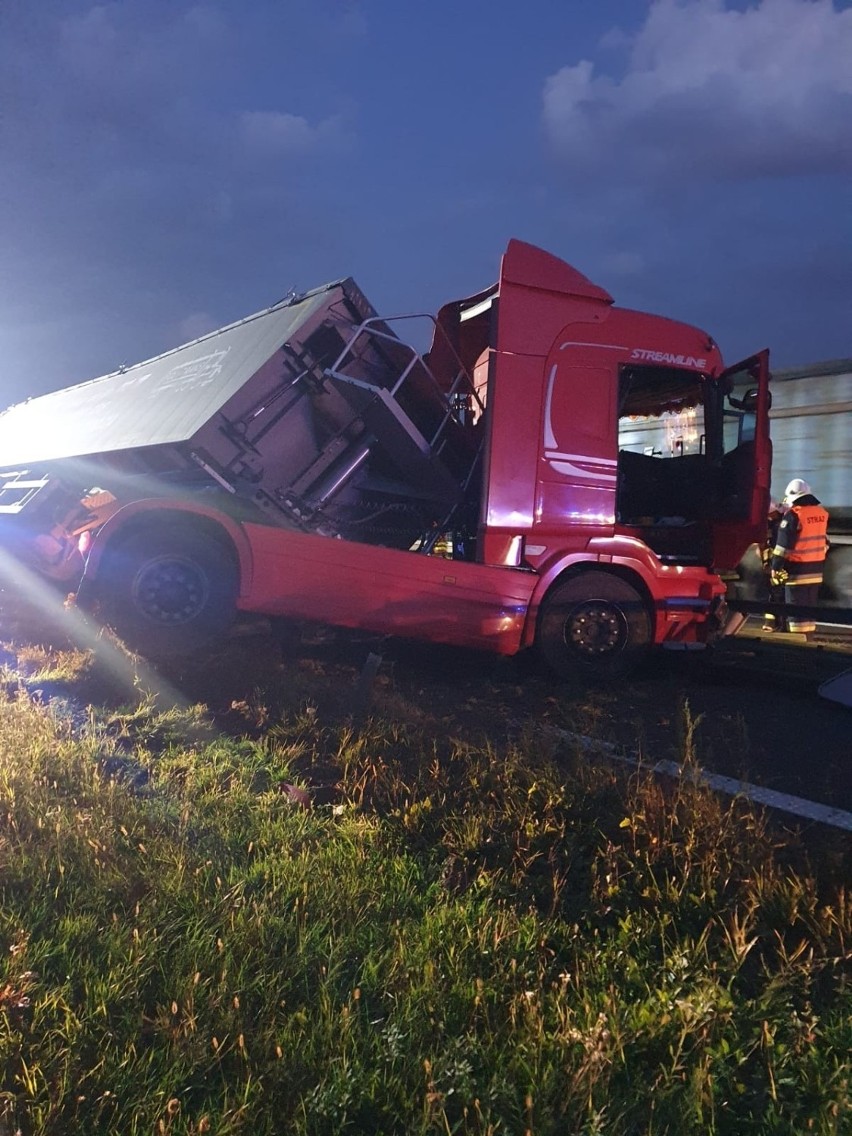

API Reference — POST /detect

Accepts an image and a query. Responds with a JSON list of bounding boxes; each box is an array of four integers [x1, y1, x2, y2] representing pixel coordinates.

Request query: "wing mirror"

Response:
[[727, 387, 770, 413]]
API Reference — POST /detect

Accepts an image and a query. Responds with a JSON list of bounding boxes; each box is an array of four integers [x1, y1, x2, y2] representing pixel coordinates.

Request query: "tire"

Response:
[[537, 573, 652, 680], [101, 528, 238, 657]]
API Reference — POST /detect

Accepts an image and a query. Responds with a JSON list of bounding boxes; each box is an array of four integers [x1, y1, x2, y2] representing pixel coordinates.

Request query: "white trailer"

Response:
[[732, 358, 851, 607]]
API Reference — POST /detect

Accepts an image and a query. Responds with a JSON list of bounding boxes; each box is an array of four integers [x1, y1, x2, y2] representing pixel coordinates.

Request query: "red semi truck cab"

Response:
[[0, 240, 770, 677]]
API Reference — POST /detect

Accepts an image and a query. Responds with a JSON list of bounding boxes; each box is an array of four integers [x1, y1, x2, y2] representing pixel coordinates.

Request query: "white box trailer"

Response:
[[735, 358, 851, 607]]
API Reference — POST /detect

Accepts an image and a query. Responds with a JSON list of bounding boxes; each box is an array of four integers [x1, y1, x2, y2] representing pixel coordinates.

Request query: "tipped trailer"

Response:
[[0, 241, 771, 677]]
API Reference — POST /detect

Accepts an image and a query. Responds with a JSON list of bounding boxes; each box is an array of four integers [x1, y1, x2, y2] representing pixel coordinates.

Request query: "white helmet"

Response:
[[783, 478, 811, 504]]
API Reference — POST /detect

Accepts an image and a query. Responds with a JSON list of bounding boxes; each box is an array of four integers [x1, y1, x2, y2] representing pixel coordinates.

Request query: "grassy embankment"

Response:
[[0, 642, 849, 1135]]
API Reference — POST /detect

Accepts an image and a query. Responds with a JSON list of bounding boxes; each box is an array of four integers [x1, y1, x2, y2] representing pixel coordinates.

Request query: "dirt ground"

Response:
[[1, 586, 850, 818], [180, 619, 852, 815]]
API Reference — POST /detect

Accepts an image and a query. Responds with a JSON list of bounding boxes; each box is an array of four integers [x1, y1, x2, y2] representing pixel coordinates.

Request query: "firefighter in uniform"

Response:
[[769, 479, 829, 636], [761, 499, 787, 632]]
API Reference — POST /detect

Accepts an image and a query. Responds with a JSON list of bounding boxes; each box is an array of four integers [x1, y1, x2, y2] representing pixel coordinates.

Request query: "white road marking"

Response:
[[561, 731, 852, 833]]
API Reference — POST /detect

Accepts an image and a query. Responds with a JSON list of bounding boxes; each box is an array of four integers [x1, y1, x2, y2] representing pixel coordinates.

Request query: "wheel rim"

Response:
[[131, 555, 210, 626], [564, 600, 628, 657]]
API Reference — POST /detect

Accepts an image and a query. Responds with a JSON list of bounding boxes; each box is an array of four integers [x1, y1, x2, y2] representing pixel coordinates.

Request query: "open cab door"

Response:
[[615, 349, 771, 572], [711, 349, 772, 570]]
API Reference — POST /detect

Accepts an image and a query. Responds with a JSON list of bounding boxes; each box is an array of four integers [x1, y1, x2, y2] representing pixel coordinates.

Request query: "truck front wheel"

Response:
[[101, 529, 238, 657], [537, 573, 651, 680]]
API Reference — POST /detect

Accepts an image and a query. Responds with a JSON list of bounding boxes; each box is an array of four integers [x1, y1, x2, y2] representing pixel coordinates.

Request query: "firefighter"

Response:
[[769, 479, 830, 636], [761, 499, 787, 632]]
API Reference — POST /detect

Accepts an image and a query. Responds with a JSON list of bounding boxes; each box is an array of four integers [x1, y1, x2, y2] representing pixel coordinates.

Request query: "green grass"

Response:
[[0, 676, 848, 1134]]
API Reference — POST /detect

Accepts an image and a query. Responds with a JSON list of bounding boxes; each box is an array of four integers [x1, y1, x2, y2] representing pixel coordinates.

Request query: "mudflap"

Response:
[[721, 607, 748, 637]]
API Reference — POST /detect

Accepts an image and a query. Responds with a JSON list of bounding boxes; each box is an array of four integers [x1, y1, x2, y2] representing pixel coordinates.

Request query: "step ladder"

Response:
[[0, 471, 51, 515]]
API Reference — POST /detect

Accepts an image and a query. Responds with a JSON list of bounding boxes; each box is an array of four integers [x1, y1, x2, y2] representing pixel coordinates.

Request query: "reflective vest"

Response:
[[786, 504, 829, 564]]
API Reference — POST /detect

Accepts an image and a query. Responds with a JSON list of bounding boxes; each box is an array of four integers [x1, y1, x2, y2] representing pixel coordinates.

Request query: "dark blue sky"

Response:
[[1, 0, 850, 405]]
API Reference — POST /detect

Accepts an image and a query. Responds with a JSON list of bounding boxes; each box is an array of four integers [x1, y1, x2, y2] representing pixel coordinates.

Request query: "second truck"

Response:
[[0, 240, 771, 678]]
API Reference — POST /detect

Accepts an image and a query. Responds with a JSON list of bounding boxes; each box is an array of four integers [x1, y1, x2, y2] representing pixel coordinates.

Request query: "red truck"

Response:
[[0, 240, 771, 677]]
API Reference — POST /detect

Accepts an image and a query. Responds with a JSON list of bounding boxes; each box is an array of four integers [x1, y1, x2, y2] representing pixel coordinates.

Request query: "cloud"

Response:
[[599, 251, 646, 278], [0, 4, 229, 173], [0, 2, 363, 399], [176, 311, 220, 343], [331, 3, 368, 39], [543, 0, 852, 180], [239, 110, 352, 158], [0, 3, 356, 182], [55, 3, 227, 114]]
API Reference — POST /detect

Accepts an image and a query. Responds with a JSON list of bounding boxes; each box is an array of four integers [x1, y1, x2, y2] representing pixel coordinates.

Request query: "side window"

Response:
[[617, 366, 707, 458], [724, 411, 755, 451], [619, 406, 704, 457]]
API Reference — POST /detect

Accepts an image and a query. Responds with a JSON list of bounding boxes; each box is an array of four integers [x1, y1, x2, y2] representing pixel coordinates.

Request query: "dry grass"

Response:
[[0, 599, 848, 1134]]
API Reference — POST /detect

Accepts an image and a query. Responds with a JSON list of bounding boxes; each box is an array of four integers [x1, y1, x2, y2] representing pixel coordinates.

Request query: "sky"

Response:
[[1, 0, 850, 407]]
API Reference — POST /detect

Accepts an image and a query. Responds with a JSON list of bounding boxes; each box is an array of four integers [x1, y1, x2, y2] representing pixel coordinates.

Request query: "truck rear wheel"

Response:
[[102, 529, 238, 657], [537, 573, 651, 680]]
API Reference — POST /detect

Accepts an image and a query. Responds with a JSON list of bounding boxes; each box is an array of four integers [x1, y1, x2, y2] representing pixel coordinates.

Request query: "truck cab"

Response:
[[0, 241, 771, 677]]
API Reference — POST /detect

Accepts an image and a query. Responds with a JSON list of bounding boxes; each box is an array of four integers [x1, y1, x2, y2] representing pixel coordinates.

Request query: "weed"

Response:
[[0, 650, 847, 1133]]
